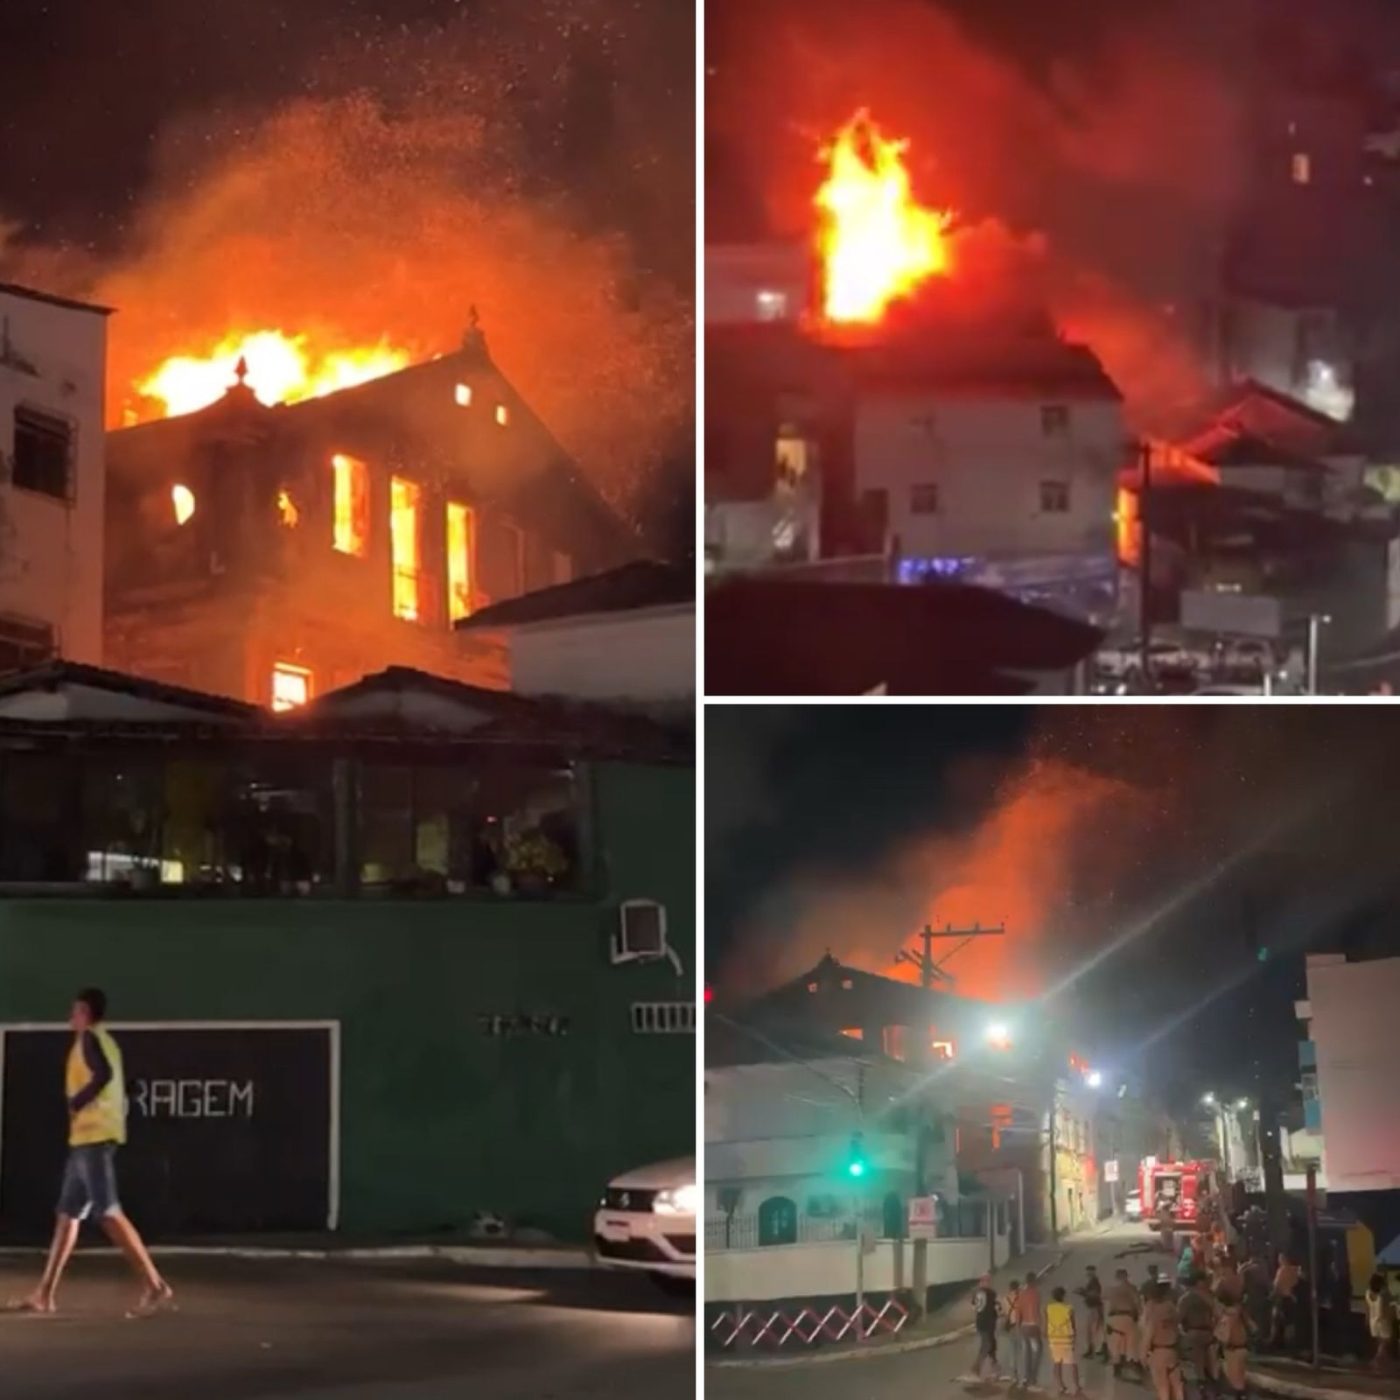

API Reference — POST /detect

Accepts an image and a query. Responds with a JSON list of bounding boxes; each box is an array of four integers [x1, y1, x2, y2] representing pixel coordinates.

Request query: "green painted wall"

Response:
[[0, 760, 694, 1241]]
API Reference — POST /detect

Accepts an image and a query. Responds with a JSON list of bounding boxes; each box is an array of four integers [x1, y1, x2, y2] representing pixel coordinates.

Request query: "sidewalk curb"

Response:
[[707, 1250, 1067, 1370], [0, 1243, 594, 1270], [1246, 1372, 1381, 1400]]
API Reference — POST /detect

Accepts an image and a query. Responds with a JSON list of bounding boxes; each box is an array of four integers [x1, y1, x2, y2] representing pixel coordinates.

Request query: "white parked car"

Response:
[[1126, 1190, 1143, 1222], [593, 1156, 696, 1292]]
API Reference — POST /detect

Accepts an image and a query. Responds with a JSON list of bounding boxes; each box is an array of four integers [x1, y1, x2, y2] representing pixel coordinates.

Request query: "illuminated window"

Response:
[[271, 662, 312, 712], [171, 483, 196, 525], [446, 501, 475, 622], [839, 1027, 864, 1040], [331, 453, 369, 557], [755, 289, 788, 321], [495, 403, 509, 427], [910, 482, 940, 515], [454, 383, 473, 407], [1292, 152, 1311, 185], [1040, 480, 1071, 514], [390, 476, 422, 621], [775, 427, 810, 487]]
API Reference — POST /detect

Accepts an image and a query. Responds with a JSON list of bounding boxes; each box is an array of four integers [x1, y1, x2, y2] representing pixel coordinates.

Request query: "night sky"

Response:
[[0, 0, 692, 281], [707, 706, 1400, 1116]]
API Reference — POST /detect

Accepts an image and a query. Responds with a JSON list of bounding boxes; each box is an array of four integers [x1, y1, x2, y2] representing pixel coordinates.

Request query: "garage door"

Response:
[[0, 1023, 338, 1241]]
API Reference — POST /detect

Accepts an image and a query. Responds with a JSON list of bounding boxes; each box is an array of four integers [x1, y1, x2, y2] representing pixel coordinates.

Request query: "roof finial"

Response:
[[234, 355, 249, 387], [462, 305, 488, 356]]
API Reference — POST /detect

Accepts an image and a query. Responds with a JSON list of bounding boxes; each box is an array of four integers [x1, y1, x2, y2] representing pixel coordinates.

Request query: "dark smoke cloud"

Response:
[[2, 0, 693, 521]]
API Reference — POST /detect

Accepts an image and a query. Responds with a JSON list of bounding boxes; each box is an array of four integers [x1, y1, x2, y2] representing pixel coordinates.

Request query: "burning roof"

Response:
[[106, 326, 637, 575]]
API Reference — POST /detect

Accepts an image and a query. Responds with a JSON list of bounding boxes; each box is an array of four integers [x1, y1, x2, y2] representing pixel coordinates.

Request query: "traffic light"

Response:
[[846, 1132, 869, 1178]]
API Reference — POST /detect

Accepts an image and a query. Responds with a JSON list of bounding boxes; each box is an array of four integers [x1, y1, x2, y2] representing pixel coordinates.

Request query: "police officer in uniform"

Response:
[[1178, 1271, 1220, 1399], [1107, 1267, 1143, 1375], [1141, 1280, 1185, 1400]]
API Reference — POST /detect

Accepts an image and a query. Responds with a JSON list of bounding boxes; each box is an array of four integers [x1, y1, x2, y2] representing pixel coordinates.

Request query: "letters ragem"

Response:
[[130, 1078, 255, 1119]]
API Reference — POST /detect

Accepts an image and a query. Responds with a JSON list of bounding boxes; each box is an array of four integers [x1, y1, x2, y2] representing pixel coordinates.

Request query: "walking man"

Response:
[[972, 1274, 1003, 1381], [1015, 1271, 1046, 1393], [1047, 1285, 1085, 1397], [7, 989, 173, 1317]]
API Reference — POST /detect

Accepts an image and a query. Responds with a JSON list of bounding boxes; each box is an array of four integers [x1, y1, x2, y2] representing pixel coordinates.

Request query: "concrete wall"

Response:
[[854, 393, 1122, 562], [0, 761, 694, 1239], [1307, 953, 1400, 1192], [706, 1232, 1010, 1304], [507, 605, 695, 705], [0, 288, 107, 663]]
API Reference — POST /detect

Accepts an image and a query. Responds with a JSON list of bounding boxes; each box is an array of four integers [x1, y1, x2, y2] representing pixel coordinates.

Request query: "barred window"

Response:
[[630, 1001, 696, 1034]]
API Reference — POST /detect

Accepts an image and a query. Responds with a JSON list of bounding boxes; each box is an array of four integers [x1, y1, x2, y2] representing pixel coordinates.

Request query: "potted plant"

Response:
[[503, 827, 568, 892]]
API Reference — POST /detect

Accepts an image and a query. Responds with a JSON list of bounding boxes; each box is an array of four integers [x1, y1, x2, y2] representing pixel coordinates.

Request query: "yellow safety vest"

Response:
[[66, 1026, 127, 1147], [1046, 1302, 1075, 1342]]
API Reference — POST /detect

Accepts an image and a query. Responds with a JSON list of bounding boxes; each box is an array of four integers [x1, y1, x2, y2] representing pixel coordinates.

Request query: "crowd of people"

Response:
[[968, 1195, 1400, 1397]]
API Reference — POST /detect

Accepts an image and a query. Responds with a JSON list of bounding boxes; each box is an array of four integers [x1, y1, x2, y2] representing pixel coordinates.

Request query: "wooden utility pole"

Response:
[[897, 920, 1006, 1312]]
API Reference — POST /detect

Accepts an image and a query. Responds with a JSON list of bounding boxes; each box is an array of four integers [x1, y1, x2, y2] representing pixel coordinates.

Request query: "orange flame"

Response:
[[134, 330, 412, 420], [816, 111, 955, 324]]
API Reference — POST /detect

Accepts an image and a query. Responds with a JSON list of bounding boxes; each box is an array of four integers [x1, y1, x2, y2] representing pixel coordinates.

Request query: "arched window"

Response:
[[757, 1195, 797, 1246]]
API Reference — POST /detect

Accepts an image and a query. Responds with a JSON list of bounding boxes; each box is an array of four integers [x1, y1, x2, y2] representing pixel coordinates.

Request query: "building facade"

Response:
[[104, 325, 636, 708], [0, 664, 694, 1242], [0, 282, 110, 668]]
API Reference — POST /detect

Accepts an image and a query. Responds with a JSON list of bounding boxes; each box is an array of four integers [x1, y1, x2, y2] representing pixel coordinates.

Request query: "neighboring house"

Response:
[[705, 319, 1125, 625], [844, 334, 1125, 625], [1294, 952, 1400, 1251], [103, 321, 637, 708], [456, 560, 694, 715], [704, 1014, 1007, 1313], [704, 241, 811, 327], [0, 282, 111, 668], [705, 323, 832, 575], [0, 660, 694, 1241]]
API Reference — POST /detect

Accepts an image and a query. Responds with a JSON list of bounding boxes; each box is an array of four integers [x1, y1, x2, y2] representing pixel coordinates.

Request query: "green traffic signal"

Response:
[[846, 1132, 868, 1178]]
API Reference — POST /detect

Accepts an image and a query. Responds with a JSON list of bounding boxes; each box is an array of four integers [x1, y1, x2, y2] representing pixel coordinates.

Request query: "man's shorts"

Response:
[[1049, 1339, 1075, 1366], [56, 1142, 121, 1220]]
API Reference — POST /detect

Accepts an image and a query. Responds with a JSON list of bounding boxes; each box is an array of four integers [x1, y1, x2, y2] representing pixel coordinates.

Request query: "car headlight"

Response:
[[654, 1183, 698, 1215]]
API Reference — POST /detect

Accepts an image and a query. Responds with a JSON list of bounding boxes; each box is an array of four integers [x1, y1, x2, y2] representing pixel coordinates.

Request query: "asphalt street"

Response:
[[709, 1224, 1168, 1400], [0, 1254, 695, 1399]]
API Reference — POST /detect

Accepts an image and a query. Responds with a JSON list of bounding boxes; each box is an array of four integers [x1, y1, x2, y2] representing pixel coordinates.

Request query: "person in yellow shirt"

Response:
[[5, 988, 173, 1316], [1047, 1285, 1086, 1397]]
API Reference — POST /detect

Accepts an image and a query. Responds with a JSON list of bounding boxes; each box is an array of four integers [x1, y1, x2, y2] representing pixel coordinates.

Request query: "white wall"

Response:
[[706, 1234, 1008, 1304], [704, 495, 820, 572], [0, 288, 108, 663], [854, 393, 1121, 562], [505, 604, 694, 704], [1307, 954, 1400, 1192], [704, 244, 809, 325]]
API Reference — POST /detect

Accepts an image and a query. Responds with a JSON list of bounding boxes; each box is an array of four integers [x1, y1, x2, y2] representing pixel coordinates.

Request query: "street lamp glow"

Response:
[[1202, 1092, 1217, 1106], [1235, 1098, 1249, 1110], [1087, 1070, 1104, 1088], [985, 1022, 1011, 1049]]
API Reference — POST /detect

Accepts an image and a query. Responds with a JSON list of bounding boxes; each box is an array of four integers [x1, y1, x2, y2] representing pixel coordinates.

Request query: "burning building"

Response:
[[104, 319, 638, 708], [705, 112, 1127, 627]]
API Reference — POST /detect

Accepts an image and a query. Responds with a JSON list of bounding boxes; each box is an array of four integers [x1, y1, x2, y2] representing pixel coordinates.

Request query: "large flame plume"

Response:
[[134, 330, 413, 420], [816, 110, 955, 324]]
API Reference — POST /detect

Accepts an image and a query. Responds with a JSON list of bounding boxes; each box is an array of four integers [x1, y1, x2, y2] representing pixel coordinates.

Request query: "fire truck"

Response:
[[1139, 1157, 1218, 1228]]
